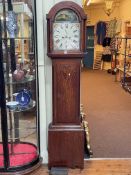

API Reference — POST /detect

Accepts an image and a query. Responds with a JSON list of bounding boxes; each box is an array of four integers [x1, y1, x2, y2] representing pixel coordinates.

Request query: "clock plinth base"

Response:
[[48, 123, 84, 169]]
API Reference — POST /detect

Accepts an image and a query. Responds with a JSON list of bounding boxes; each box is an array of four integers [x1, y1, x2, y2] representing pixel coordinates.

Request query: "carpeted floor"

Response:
[[81, 69, 131, 158]]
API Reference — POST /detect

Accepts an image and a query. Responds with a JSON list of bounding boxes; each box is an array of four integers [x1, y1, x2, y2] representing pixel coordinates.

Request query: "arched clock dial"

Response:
[[53, 23, 80, 50]]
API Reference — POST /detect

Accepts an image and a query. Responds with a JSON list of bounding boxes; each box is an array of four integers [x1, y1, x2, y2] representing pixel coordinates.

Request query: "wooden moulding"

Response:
[[48, 124, 84, 170]]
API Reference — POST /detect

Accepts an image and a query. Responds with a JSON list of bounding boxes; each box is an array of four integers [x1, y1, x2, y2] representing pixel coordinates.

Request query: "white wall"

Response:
[[119, 0, 131, 36], [36, 0, 82, 164], [119, 0, 131, 20], [85, 3, 120, 26]]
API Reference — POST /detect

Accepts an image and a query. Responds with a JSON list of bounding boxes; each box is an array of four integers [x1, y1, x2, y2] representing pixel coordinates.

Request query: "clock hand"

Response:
[[56, 30, 60, 33], [74, 30, 78, 33], [60, 43, 63, 48], [64, 29, 68, 38]]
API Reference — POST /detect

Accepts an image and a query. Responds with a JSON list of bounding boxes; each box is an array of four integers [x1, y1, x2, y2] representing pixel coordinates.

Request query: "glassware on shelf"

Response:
[[12, 69, 25, 81], [6, 101, 19, 110], [0, 0, 41, 172], [5, 73, 35, 85], [6, 11, 18, 38]]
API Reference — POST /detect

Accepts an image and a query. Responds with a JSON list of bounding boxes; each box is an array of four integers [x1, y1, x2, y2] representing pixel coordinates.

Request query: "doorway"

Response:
[[83, 26, 94, 69]]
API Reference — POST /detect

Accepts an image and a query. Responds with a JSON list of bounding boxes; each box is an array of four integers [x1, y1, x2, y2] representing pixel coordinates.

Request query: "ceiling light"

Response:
[[87, 0, 91, 6], [82, 0, 91, 7]]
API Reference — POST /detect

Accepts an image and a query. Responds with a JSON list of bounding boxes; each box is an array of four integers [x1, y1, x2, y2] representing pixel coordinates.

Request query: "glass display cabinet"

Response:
[[0, 0, 41, 174]]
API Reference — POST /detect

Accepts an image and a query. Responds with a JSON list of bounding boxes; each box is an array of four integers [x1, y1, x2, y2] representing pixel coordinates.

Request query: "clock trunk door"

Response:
[[53, 59, 80, 124]]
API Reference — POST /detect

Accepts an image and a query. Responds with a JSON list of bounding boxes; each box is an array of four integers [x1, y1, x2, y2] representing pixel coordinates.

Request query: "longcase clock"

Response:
[[47, 1, 87, 169]]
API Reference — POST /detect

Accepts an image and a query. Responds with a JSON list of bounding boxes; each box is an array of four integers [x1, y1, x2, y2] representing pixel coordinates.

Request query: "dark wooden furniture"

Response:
[[47, 1, 87, 169]]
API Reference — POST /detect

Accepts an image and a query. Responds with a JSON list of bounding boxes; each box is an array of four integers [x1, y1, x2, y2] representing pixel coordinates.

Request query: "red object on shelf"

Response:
[[12, 69, 25, 81], [0, 143, 38, 167]]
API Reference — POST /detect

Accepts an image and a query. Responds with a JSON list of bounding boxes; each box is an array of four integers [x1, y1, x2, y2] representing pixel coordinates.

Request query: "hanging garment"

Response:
[[110, 38, 116, 53], [106, 19, 117, 38], [96, 21, 106, 45], [110, 37, 122, 53], [102, 46, 112, 62], [115, 20, 122, 34], [102, 54, 112, 62], [102, 37, 111, 47]]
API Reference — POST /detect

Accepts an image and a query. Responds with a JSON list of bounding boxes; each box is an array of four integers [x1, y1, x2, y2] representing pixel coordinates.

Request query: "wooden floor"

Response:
[[29, 160, 131, 175]]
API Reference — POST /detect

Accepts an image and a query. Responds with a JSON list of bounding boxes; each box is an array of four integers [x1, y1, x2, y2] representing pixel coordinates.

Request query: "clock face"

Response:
[[53, 22, 80, 51]]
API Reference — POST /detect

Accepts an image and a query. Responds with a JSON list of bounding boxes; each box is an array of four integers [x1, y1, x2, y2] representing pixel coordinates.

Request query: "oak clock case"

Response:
[[0, 0, 41, 174], [47, 1, 87, 169]]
